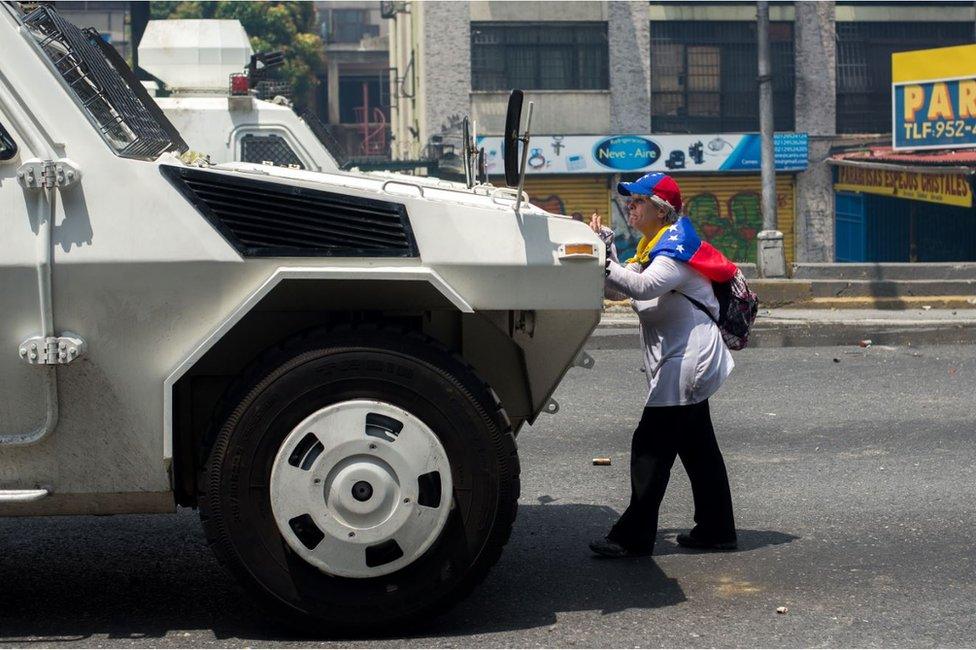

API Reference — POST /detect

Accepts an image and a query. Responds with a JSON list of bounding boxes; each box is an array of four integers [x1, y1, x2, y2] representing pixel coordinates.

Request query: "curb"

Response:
[[590, 315, 976, 349], [605, 294, 976, 311]]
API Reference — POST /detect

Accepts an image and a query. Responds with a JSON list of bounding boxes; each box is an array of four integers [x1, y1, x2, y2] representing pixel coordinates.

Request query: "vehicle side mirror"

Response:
[[477, 147, 487, 185], [503, 89, 524, 188], [462, 116, 472, 188]]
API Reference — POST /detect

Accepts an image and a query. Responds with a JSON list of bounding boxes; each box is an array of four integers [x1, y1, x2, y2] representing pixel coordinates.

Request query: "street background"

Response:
[[2, 344, 974, 648], [4, 2, 976, 645]]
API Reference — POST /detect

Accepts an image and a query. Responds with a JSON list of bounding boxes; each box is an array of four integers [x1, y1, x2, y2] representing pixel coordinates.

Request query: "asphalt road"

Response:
[[2, 343, 975, 647]]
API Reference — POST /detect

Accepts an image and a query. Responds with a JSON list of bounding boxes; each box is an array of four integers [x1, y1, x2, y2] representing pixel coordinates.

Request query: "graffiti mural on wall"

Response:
[[531, 187, 788, 265], [685, 192, 762, 264], [611, 190, 789, 265]]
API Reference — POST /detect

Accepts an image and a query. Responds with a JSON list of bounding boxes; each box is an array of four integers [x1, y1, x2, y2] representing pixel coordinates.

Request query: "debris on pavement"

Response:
[[833, 358, 840, 363], [859, 339, 872, 348], [776, 606, 789, 614], [592, 457, 612, 466], [922, 305, 932, 310]]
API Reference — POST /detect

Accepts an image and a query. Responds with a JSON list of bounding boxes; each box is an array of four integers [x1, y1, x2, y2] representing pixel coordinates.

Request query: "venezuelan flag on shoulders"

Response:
[[650, 217, 738, 283]]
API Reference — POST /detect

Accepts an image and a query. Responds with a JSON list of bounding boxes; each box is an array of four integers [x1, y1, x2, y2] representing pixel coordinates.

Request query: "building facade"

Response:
[[387, 1, 976, 264], [316, 1, 391, 161], [49, 1, 132, 58]]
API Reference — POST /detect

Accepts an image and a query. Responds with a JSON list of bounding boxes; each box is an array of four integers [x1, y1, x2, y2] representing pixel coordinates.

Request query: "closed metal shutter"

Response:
[[674, 174, 796, 265], [523, 176, 611, 222]]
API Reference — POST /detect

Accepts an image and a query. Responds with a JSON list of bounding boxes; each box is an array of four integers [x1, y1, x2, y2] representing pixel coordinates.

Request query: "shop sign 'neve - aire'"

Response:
[[477, 133, 808, 175], [892, 44, 976, 151]]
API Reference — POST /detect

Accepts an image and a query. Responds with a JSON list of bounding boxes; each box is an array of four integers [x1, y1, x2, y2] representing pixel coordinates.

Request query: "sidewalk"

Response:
[[591, 308, 976, 348]]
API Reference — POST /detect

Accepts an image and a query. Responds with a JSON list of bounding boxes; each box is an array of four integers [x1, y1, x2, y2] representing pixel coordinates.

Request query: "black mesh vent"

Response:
[[240, 134, 305, 169], [161, 165, 417, 258]]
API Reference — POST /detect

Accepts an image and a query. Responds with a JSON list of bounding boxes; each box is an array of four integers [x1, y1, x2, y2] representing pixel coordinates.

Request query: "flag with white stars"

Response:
[[649, 217, 738, 282]]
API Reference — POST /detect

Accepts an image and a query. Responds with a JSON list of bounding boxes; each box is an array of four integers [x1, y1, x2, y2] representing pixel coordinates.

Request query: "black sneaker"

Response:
[[589, 537, 654, 558], [675, 532, 738, 551]]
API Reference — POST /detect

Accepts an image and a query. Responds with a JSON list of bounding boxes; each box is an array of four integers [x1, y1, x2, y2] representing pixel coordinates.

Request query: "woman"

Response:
[[589, 172, 737, 557]]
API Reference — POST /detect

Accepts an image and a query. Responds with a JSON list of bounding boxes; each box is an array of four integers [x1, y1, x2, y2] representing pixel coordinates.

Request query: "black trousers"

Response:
[[608, 399, 736, 551]]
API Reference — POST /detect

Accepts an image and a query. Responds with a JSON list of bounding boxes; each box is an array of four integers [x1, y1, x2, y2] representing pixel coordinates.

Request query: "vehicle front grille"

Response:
[[161, 165, 418, 258]]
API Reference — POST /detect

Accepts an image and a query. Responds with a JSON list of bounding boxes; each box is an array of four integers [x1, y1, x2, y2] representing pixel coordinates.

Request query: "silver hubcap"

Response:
[[270, 400, 453, 578]]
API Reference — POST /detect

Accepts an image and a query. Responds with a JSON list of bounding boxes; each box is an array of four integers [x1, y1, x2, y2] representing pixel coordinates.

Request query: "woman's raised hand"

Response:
[[589, 213, 603, 234]]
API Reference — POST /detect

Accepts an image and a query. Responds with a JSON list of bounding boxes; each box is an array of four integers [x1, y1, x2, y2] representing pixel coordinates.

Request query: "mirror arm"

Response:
[[514, 101, 534, 213], [462, 117, 472, 188], [470, 120, 478, 187]]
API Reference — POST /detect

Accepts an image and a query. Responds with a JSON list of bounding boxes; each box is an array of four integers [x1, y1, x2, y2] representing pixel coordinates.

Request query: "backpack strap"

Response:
[[672, 290, 719, 325]]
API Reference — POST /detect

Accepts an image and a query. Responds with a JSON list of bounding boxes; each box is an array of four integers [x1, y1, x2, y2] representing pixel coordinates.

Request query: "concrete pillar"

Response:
[[421, 1, 470, 144], [608, 1, 651, 133], [793, 1, 837, 263], [327, 58, 340, 125]]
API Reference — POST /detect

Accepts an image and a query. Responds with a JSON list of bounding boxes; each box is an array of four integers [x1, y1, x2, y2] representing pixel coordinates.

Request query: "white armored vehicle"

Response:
[[138, 18, 342, 172], [0, 4, 602, 630]]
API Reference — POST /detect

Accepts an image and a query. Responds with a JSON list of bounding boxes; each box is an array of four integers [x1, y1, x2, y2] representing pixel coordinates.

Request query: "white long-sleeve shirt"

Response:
[[605, 253, 734, 407]]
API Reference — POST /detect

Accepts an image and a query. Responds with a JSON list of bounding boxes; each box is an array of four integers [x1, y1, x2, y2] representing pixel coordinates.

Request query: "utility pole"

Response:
[[756, 0, 787, 277]]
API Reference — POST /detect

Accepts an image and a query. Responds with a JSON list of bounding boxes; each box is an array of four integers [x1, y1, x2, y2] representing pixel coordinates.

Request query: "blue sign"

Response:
[[893, 79, 976, 150], [719, 133, 809, 172], [593, 136, 661, 170]]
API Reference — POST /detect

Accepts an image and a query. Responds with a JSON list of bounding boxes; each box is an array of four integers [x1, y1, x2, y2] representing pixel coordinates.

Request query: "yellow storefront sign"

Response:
[[891, 44, 976, 150], [834, 166, 973, 208]]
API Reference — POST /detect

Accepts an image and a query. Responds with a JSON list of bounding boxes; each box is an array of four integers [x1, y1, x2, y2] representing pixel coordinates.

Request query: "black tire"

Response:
[[199, 325, 519, 632]]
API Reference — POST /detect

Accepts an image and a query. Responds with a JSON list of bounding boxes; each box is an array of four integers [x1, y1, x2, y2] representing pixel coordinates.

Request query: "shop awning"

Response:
[[829, 146, 975, 175]]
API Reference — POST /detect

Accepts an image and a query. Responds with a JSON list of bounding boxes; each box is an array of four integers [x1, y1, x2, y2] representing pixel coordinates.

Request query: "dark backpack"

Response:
[[679, 268, 759, 350]]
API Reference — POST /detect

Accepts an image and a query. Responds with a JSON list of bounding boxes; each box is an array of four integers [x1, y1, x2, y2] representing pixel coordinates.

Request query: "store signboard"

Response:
[[892, 44, 976, 151], [834, 165, 973, 208], [476, 133, 808, 175]]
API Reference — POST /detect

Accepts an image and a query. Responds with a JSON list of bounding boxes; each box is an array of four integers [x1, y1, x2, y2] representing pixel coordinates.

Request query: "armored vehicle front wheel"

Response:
[[199, 327, 519, 632]]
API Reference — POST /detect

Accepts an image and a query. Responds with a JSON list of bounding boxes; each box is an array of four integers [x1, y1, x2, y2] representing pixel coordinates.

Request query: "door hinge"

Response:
[[18, 333, 86, 365], [17, 158, 81, 190]]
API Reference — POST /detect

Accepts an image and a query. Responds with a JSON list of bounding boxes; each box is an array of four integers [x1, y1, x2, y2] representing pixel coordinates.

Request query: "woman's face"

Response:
[[626, 195, 664, 236]]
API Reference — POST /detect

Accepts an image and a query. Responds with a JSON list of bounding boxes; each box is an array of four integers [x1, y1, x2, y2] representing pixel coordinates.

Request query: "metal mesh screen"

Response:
[[300, 111, 350, 169], [240, 134, 305, 169], [22, 6, 185, 159], [254, 80, 293, 102], [651, 21, 795, 133]]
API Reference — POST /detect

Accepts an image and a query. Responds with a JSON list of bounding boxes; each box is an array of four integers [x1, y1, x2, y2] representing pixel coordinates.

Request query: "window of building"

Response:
[[0, 121, 17, 161], [471, 22, 609, 91], [651, 21, 795, 133], [240, 133, 304, 169], [328, 8, 378, 44], [836, 22, 972, 134]]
